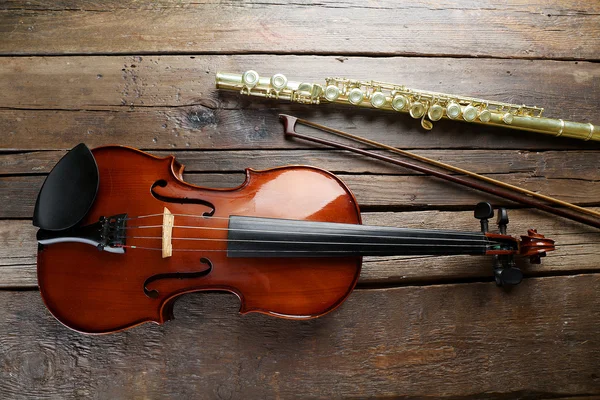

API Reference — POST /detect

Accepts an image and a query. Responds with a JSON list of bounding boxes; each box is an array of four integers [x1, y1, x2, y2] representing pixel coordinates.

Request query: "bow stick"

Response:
[[280, 114, 600, 229]]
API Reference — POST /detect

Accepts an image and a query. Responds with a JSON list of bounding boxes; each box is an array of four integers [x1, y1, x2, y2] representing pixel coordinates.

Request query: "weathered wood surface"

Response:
[[3, 149, 600, 179], [1, 1, 599, 59], [3, 56, 598, 112], [1, 0, 599, 398], [1, 56, 599, 151], [1, 275, 599, 399], [3, 209, 599, 289], [2, 172, 599, 219]]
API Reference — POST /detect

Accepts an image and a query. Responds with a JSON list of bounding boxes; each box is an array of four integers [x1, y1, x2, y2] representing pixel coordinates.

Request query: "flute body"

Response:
[[215, 70, 599, 142]]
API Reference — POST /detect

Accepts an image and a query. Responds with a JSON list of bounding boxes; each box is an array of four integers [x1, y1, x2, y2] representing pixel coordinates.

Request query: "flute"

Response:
[[215, 70, 599, 142]]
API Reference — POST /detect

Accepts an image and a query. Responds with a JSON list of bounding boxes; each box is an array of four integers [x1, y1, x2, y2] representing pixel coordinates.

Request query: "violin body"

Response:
[[37, 146, 362, 334], [35, 145, 554, 334]]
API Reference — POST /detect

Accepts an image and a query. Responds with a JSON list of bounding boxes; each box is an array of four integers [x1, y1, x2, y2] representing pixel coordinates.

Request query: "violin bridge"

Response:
[[162, 207, 174, 258]]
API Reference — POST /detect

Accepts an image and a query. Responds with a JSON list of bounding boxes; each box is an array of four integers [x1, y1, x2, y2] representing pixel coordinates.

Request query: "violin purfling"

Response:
[[34, 144, 554, 334]]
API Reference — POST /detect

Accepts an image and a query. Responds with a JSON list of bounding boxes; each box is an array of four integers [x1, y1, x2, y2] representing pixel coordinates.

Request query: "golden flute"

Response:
[[215, 70, 599, 142]]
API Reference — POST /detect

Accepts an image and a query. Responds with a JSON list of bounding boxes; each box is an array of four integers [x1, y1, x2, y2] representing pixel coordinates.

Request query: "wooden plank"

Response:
[[4, 209, 598, 288], [1, 1, 599, 58], [1, 55, 597, 115], [2, 149, 600, 181], [2, 172, 598, 218], [7, 107, 600, 151], [1, 55, 598, 150], [0, 274, 598, 398], [0, 221, 36, 270]]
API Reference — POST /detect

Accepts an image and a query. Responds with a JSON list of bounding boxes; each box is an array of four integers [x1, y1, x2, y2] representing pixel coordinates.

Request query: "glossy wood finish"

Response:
[[36, 146, 557, 333], [36, 146, 362, 333]]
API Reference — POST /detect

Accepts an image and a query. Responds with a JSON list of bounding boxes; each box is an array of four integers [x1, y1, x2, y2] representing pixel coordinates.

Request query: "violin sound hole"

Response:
[[151, 179, 215, 216], [143, 257, 213, 298]]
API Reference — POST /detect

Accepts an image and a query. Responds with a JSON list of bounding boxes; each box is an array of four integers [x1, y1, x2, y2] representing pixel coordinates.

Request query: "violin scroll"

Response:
[[475, 203, 556, 286], [519, 229, 556, 264]]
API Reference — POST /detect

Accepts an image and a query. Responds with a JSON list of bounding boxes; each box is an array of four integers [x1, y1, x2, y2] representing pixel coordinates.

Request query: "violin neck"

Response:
[[227, 216, 488, 258]]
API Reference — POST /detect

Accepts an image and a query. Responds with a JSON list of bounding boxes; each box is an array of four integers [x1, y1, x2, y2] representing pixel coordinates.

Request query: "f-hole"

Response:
[[151, 179, 215, 217], [143, 257, 213, 298]]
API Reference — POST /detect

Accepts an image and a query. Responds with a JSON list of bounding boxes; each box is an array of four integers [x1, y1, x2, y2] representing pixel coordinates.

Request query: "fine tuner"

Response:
[[215, 70, 599, 141]]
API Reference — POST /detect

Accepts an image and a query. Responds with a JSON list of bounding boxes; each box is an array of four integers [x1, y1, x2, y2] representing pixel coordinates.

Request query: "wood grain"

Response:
[[2, 172, 599, 219], [1, 274, 599, 399], [1, 55, 597, 111], [1, 0, 599, 397], [7, 106, 600, 151], [2, 55, 598, 151], [1, 1, 599, 59], [3, 149, 600, 180], [4, 209, 598, 288]]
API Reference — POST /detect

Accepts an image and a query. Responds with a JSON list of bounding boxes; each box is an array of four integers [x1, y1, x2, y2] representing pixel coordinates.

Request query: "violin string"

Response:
[[107, 214, 547, 253], [119, 213, 509, 250], [125, 213, 193, 220], [124, 222, 491, 239], [125, 213, 250, 221], [124, 213, 488, 237], [119, 231, 495, 244], [117, 235, 500, 247], [115, 245, 499, 253]]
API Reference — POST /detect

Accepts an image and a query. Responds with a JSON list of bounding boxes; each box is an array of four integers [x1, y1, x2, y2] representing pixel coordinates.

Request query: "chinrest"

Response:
[[33, 143, 99, 231]]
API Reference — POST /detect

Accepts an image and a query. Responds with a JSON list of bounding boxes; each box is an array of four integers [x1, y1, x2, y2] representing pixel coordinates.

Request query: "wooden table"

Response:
[[1, 1, 599, 398]]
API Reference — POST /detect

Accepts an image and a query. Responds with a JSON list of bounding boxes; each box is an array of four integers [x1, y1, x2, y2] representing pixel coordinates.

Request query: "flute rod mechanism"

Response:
[[280, 114, 600, 229], [216, 71, 600, 142]]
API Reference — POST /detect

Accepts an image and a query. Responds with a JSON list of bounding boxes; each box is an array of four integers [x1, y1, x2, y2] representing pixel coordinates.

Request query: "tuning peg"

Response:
[[494, 267, 523, 286], [529, 251, 546, 264], [474, 202, 494, 233], [496, 208, 509, 234]]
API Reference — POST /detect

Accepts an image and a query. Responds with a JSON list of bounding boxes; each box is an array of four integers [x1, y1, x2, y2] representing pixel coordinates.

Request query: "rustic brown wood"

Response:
[[1, 1, 599, 59], [2, 56, 598, 112], [1, 0, 599, 397], [1, 55, 598, 151], [3, 149, 599, 179], [1, 274, 599, 399], [2, 172, 599, 219], [4, 209, 599, 289], [6, 107, 600, 151]]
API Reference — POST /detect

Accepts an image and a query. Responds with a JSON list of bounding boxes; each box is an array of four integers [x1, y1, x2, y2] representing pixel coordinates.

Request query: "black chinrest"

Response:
[[33, 143, 99, 231]]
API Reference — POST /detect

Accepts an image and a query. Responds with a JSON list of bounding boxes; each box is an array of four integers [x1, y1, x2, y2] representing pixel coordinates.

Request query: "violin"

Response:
[[34, 144, 554, 334]]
